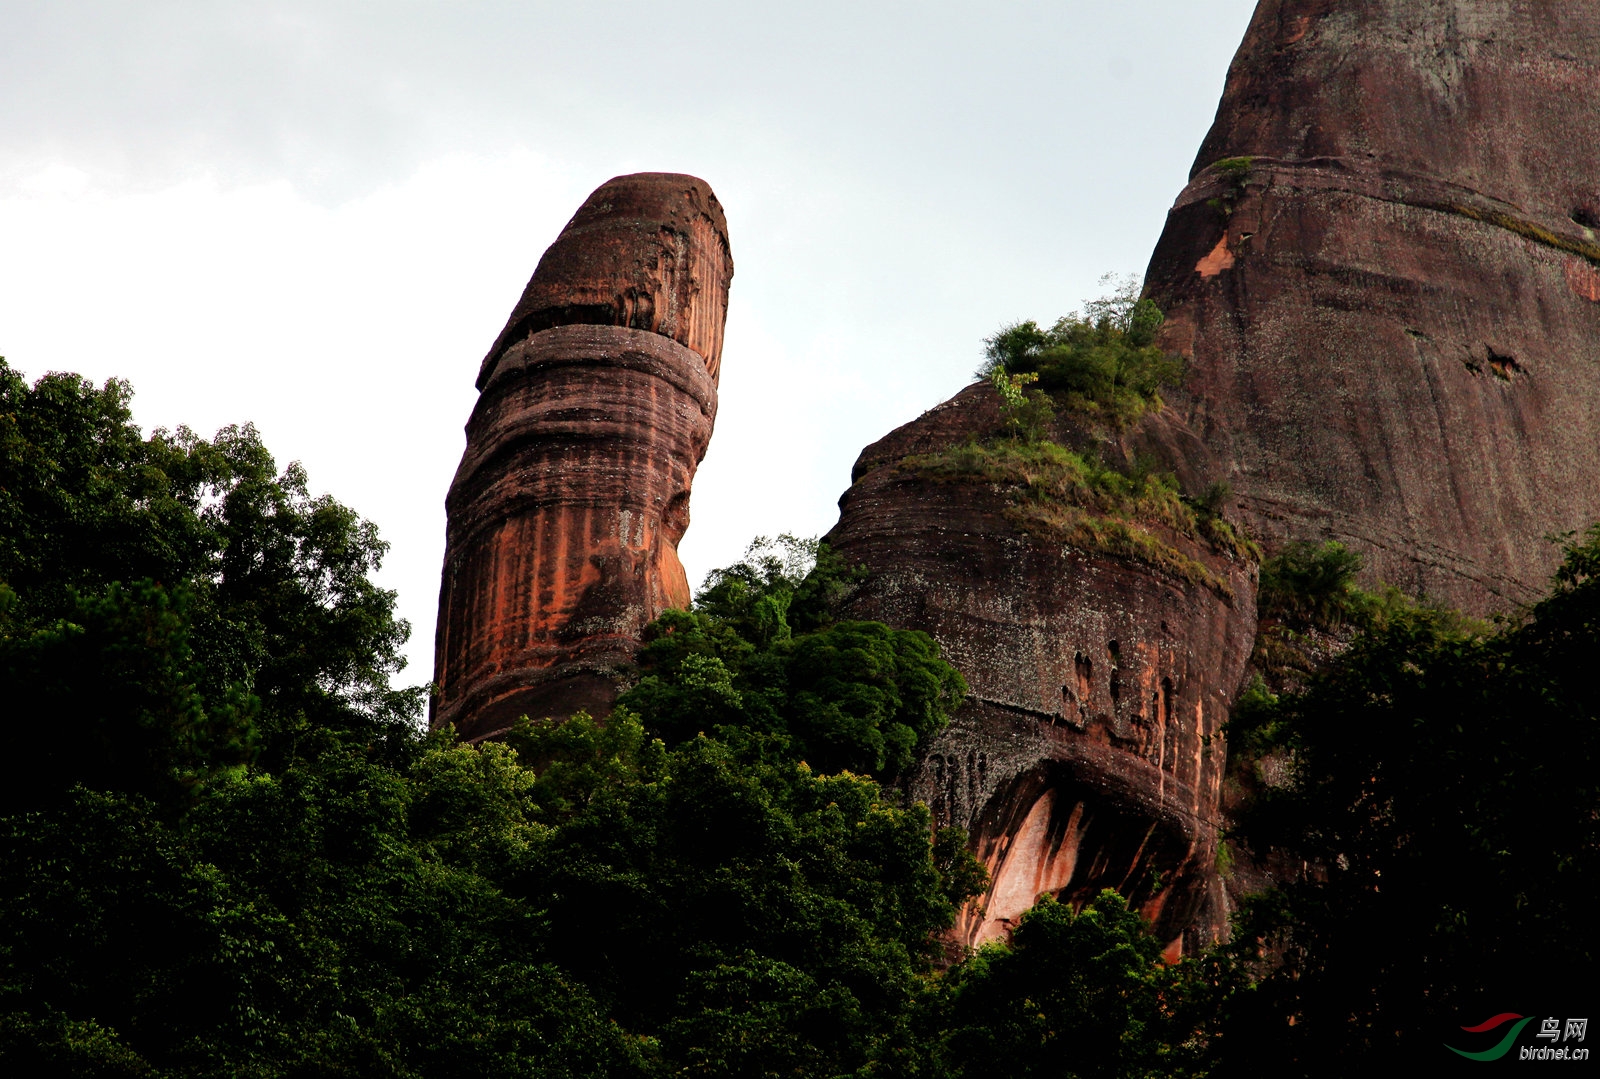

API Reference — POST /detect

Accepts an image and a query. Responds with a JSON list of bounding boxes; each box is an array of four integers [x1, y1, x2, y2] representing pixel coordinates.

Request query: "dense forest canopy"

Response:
[[1, 357, 1595, 1076]]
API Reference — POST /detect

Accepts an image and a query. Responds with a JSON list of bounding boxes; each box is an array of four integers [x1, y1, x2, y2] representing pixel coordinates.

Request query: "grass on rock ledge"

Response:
[[900, 439, 1258, 599]]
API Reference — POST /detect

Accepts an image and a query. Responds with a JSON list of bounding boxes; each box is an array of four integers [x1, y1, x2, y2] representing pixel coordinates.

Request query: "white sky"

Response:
[[0, 0, 1259, 684]]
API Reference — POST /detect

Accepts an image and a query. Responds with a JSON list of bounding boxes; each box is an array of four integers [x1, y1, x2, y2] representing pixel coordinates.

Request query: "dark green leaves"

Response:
[[0, 357, 421, 777], [785, 621, 965, 776], [0, 581, 257, 810], [979, 280, 1182, 429], [623, 605, 966, 779], [1256, 540, 1369, 630], [621, 534, 965, 778], [933, 891, 1219, 1079], [1224, 526, 1600, 1066]]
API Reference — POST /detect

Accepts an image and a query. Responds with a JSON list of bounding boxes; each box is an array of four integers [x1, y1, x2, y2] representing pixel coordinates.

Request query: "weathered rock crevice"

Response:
[[827, 390, 1257, 950]]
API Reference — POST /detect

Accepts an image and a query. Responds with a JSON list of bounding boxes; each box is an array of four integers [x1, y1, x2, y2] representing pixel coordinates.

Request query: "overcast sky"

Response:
[[0, 0, 1260, 684]]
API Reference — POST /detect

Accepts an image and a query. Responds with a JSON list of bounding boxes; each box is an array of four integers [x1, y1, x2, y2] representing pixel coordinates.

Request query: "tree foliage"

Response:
[[0, 360, 640, 1075], [19, 355, 1588, 1076], [0, 358, 418, 810], [941, 280, 1248, 595], [623, 535, 965, 777], [0, 365, 1006, 1077], [980, 276, 1182, 428], [1222, 526, 1600, 1071], [1255, 540, 1370, 630], [929, 892, 1221, 1079]]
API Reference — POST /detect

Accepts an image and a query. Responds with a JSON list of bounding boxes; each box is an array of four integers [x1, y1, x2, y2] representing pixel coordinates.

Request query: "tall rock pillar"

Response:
[[432, 173, 733, 741], [1146, 0, 1600, 613]]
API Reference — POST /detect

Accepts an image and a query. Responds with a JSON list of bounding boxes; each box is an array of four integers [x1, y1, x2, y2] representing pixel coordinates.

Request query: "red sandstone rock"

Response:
[[827, 392, 1257, 951], [828, 0, 1600, 954], [432, 174, 731, 741], [479, 173, 733, 388], [1146, 0, 1600, 613]]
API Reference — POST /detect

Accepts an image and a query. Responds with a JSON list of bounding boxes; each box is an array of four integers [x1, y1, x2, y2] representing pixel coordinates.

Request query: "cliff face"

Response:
[[828, 0, 1600, 950], [432, 174, 732, 741], [427, 0, 1600, 952], [1146, 0, 1600, 612], [828, 392, 1258, 952]]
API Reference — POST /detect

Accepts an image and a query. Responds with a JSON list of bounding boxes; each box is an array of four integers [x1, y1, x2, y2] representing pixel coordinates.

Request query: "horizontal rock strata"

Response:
[[1145, 0, 1600, 612], [479, 173, 732, 388], [828, 390, 1257, 952], [433, 174, 732, 741]]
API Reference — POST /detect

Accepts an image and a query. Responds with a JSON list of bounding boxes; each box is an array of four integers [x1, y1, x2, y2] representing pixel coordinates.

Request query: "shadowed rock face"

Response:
[[1147, 0, 1600, 612], [828, 0, 1600, 952], [433, 174, 732, 741], [827, 390, 1257, 952]]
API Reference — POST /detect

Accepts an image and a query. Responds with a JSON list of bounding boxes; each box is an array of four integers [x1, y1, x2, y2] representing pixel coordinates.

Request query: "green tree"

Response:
[[0, 359, 419, 794], [928, 891, 1220, 1079], [981, 276, 1182, 428], [1255, 540, 1370, 630], [512, 728, 979, 1076], [0, 359, 647, 1076], [694, 533, 866, 639], [1221, 527, 1600, 1071], [621, 537, 966, 777], [0, 742, 653, 1077], [0, 360, 991, 1077], [0, 580, 257, 808]]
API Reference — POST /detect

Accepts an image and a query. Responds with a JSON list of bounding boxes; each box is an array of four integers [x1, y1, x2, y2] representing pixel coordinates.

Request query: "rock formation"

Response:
[[828, 393, 1257, 954], [1146, 0, 1600, 613], [432, 174, 732, 742], [829, 0, 1600, 952], [426, 0, 1600, 955]]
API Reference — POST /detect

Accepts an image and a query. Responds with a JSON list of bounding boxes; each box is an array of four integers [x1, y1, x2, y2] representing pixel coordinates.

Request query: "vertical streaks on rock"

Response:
[[1147, 0, 1600, 612], [827, 389, 1257, 950], [433, 174, 731, 742], [478, 173, 733, 388]]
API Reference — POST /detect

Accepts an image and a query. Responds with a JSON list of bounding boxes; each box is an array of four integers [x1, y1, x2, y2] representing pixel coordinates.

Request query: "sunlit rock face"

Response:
[[432, 174, 732, 741], [826, 388, 1258, 953], [1146, 0, 1600, 613]]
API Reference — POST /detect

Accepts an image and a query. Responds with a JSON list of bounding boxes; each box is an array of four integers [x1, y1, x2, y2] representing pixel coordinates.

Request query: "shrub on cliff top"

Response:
[[935, 278, 1248, 589], [980, 275, 1184, 428]]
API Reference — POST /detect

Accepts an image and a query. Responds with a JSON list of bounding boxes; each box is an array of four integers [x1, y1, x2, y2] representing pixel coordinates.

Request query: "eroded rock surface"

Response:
[[828, 391, 1257, 952], [828, 0, 1600, 953], [1146, 0, 1600, 612], [432, 174, 732, 741]]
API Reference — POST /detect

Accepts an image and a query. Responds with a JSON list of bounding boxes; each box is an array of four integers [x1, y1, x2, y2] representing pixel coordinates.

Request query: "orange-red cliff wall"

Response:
[[830, 0, 1600, 951], [827, 389, 1257, 952], [432, 174, 732, 741], [1146, 0, 1600, 612]]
